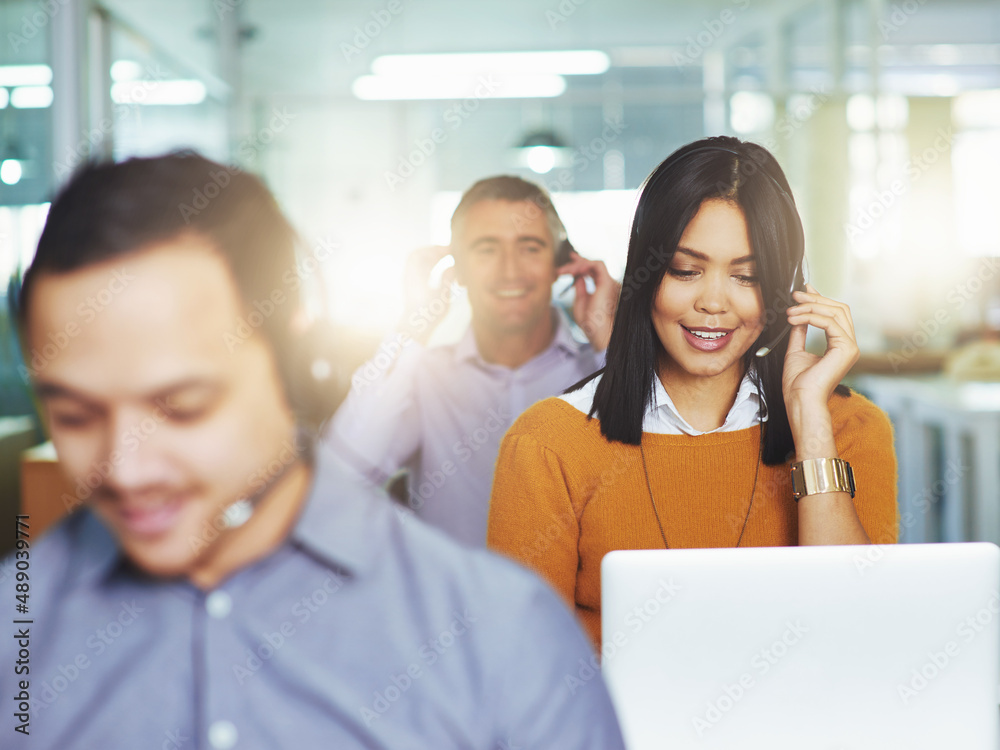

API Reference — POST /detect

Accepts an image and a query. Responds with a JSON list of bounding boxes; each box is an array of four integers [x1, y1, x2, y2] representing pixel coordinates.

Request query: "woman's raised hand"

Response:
[[781, 283, 860, 415]]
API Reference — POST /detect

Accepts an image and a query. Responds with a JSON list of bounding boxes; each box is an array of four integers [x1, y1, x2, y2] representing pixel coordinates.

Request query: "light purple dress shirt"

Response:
[[327, 308, 605, 547]]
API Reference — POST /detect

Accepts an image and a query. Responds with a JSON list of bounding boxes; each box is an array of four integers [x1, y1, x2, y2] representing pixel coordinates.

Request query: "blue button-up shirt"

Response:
[[329, 308, 605, 548], [0, 443, 624, 749]]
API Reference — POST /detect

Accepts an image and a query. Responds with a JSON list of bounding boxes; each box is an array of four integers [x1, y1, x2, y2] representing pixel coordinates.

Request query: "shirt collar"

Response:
[[74, 510, 126, 585], [649, 366, 768, 435], [455, 306, 583, 365], [72, 440, 387, 588], [288, 442, 390, 578]]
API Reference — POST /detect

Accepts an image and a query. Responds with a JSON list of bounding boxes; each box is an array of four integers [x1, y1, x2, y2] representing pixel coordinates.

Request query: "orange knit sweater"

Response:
[[487, 390, 899, 650]]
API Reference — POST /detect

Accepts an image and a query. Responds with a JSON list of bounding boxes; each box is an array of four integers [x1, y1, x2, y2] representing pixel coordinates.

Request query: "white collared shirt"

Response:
[[559, 367, 767, 435]]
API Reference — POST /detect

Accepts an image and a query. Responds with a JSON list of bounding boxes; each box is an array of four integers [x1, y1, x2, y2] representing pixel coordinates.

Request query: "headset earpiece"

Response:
[[556, 238, 574, 266]]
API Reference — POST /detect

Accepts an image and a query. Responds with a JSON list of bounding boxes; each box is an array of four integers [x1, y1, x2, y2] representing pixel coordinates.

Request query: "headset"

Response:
[[556, 237, 574, 267]]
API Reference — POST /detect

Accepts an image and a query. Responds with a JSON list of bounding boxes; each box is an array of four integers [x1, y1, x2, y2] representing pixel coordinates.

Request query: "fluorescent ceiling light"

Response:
[[0, 64, 52, 87], [10, 86, 53, 108], [353, 73, 566, 101], [0, 160, 22, 186], [730, 91, 774, 135], [0, 89, 8, 109], [111, 80, 207, 105], [525, 147, 557, 174], [111, 60, 145, 82], [371, 50, 609, 76]]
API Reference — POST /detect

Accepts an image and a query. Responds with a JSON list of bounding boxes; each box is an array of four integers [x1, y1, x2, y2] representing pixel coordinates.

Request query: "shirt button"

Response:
[[205, 591, 232, 619], [208, 720, 238, 749]]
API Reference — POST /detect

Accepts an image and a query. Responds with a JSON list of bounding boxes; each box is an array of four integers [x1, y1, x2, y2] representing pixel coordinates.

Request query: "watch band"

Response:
[[790, 458, 856, 501]]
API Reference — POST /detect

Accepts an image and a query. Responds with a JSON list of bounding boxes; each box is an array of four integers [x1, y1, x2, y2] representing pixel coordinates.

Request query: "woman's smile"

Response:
[[653, 199, 765, 386]]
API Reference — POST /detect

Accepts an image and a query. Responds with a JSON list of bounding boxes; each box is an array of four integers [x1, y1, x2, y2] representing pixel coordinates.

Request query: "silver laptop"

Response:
[[601, 544, 1000, 749]]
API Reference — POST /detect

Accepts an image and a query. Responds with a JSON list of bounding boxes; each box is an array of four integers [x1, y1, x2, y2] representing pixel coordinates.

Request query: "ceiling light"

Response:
[[110, 60, 145, 82], [730, 91, 774, 134], [111, 80, 207, 105], [353, 73, 565, 101], [371, 50, 609, 77], [0, 159, 22, 186], [0, 65, 52, 87], [513, 130, 572, 174], [10, 86, 53, 108]]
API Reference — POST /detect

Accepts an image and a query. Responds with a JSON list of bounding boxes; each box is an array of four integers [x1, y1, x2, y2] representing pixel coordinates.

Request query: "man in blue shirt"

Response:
[[1, 154, 624, 748], [329, 176, 622, 547]]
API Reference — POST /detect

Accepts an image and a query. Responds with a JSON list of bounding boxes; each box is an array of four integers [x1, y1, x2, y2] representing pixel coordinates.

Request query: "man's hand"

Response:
[[399, 245, 455, 345], [557, 250, 620, 352]]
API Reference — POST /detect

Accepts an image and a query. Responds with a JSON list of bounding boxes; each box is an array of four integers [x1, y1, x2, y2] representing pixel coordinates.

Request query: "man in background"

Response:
[[329, 176, 620, 547], [1, 154, 625, 748]]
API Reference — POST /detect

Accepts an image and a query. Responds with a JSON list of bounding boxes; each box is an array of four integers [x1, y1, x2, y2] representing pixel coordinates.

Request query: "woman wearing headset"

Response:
[[487, 136, 899, 649]]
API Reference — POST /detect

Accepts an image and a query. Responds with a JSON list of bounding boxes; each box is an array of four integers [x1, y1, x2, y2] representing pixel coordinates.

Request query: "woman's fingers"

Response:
[[785, 310, 859, 365], [792, 289, 855, 336], [786, 301, 854, 337], [784, 320, 807, 353]]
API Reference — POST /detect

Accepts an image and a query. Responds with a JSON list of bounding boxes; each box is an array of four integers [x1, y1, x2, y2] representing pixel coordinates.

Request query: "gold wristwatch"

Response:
[[791, 458, 856, 501]]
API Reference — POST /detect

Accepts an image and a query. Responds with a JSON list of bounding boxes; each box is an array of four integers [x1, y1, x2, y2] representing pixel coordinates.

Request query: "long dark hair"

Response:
[[572, 136, 849, 465]]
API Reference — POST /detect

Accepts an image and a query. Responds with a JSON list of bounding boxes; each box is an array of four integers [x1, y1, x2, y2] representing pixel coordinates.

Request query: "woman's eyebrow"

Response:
[[675, 247, 755, 265], [674, 247, 708, 260]]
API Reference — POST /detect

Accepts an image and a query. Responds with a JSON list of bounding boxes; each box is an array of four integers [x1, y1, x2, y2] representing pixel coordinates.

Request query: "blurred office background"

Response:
[[0, 0, 998, 551]]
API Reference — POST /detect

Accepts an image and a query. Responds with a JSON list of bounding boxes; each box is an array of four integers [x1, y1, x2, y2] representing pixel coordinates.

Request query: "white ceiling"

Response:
[[98, 0, 1000, 100]]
